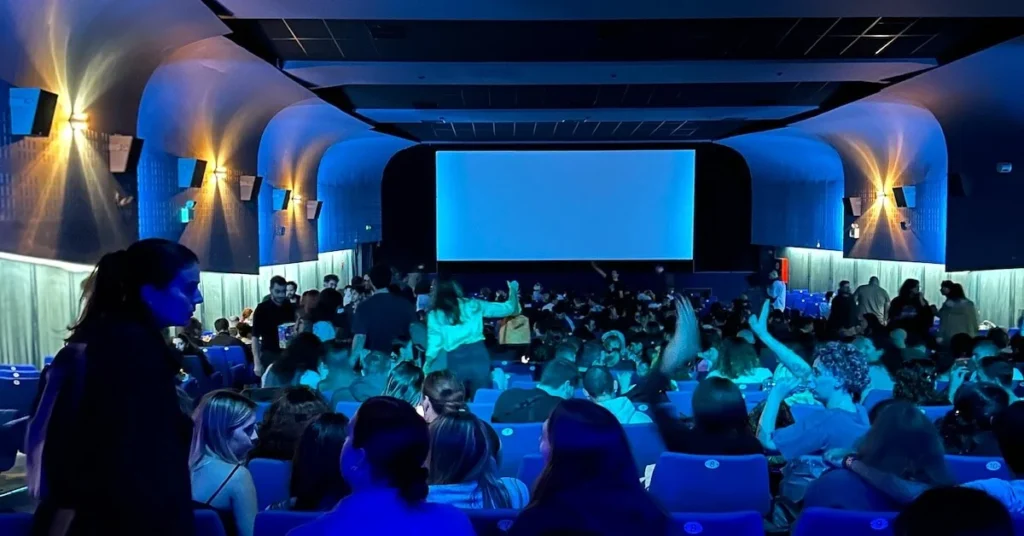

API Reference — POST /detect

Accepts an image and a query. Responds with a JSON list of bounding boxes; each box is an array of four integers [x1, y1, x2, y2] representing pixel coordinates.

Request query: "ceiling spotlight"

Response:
[[69, 112, 88, 131]]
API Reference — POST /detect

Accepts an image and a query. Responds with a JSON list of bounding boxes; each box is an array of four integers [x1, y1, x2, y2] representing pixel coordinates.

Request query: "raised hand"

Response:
[[748, 300, 771, 336]]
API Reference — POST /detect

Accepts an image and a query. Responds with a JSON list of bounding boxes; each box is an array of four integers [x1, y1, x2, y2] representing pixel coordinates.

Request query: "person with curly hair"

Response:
[[247, 387, 330, 461]]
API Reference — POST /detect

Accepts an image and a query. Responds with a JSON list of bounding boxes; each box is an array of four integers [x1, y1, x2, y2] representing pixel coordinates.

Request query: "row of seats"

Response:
[[3, 508, 1022, 536]]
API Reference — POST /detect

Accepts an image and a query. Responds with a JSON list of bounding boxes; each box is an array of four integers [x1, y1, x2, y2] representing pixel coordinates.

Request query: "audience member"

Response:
[[582, 366, 652, 424], [509, 399, 673, 536], [894, 486, 1013, 536], [332, 351, 392, 404], [420, 370, 468, 423], [252, 276, 297, 375], [351, 265, 417, 355], [706, 338, 772, 384], [426, 412, 529, 509], [854, 276, 890, 326], [317, 341, 358, 399], [309, 288, 343, 342], [977, 356, 1021, 403], [804, 400, 953, 511], [937, 281, 979, 343], [853, 335, 894, 397], [426, 279, 519, 396], [190, 390, 259, 536], [492, 358, 579, 423], [28, 239, 203, 536], [288, 397, 474, 536], [963, 401, 1024, 515], [383, 361, 425, 407], [270, 413, 351, 512], [658, 377, 763, 455], [262, 332, 325, 389], [826, 280, 859, 336], [249, 387, 330, 461], [209, 317, 248, 350], [323, 274, 340, 290], [888, 279, 933, 338], [936, 382, 1008, 456]]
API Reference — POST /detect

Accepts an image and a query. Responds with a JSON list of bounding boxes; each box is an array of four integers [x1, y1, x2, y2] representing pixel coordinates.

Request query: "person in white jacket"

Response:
[[582, 366, 652, 425]]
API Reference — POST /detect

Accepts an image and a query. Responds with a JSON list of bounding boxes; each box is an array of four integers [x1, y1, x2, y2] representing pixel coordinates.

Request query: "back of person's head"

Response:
[[257, 387, 330, 459], [869, 276, 880, 285], [857, 400, 953, 486], [979, 357, 1015, 389], [273, 332, 326, 381], [421, 370, 467, 422], [383, 361, 425, 407], [973, 339, 1001, 360], [894, 486, 1012, 536], [343, 396, 430, 503], [582, 366, 617, 401], [291, 412, 351, 510], [235, 322, 252, 339], [190, 390, 257, 467], [532, 400, 667, 524], [529, 340, 554, 364], [311, 288, 343, 323], [427, 412, 512, 508], [813, 341, 870, 403], [429, 278, 465, 325], [214, 317, 229, 333], [714, 338, 760, 380], [539, 358, 580, 397], [360, 350, 392, 377], [553, 342, 577, 364], [322, 340, 352, 371], [577, 340, 605, 369], [71, 239, 201, 339], [367, 264, 393, 291], [987, 327, 1010, 350], [949, 332, 975, 358], [692, 377, 753, 436], [941, 382, 1010, 455], [993, 401, 1024, 475]]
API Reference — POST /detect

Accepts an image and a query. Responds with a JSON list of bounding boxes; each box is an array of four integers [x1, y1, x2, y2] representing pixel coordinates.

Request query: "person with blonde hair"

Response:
[[190, 390, 259, 536]]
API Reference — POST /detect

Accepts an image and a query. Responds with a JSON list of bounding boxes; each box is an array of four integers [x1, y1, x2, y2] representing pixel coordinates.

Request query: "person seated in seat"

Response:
[[656, 376, 763, 456], [976, 357, 1021, 404], [419, 370, 468, 424], [426, 412, 529, 509], [190, 390, 259, 536], [491, 358, 579, 424], [582, 366, 651, 425], [317, 341, 357, 399], [382, 361, 425, 407], [936, 382, 1008, 456], [705, 337, 773, 385], [508, 399, 673, 536], [288, 397, 474, 536], [331, 350, 391, 404], [261, 333, 325, 389], [894, 486, 1013, 536], [248, 387, 329, 461], [963, 401, 1024, 515], [269, 413, 351, 512], [210, 317, 249, 350], [804, 400, 954, 511]]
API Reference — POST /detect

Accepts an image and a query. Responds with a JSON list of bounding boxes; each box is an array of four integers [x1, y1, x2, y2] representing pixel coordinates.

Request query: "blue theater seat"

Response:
[[493, 422, 543, 478], [0, 370, 39, 379], [335, 401, 361, 418], [945, 455, 1012, 484], [248, 458, 292, 510], [793, 508, 897, 536], [862, 390, 893, 412], [623, 423, 665, 476], [919, 405, 952, 422], [0, 377, 39, 415], [670, 511, 764, 536], [649, 453, 771, 515], [466, 508, 518, 536], [254, 511, 318, 536], [468, 402, 495, 421], [255, 402, 271, 422], [666, 390, 693, 416], [0, 512, 31, 535], [517, 454, 544, 489], [2, 364, 37, 373], [474, 388, 502, 404], [195, 509, 228, 536]]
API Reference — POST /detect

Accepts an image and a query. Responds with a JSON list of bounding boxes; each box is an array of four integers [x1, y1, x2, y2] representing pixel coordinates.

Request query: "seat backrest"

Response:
[[464, 508, 519, 536], [493, 422, 543, 478], [649, 452, 771, 515], [335, 401, 362, 418], [945, 455, 1013, 484], [0, 377, 40, 415], [0, 512, 32, 536], [248, 458, 292, 510], [254, 511, 320, 536], [2, 365, 37, 373], [203, 347, 232, 379], [793, 508, 896, 536], [195, 509, 228, 536], [224, 346, 247, 366], [509, 381, 536, 391], [468, 402, 495, 421], [862, 390, 893, 412], [919, 405, 953, 422], [622, 424, 666, 476], [671, 511, 764, 536], [516, 454, 544, 489], [255, 402, 271, 422], [474, 389, 502, 404], [666, 391, 693, 416]]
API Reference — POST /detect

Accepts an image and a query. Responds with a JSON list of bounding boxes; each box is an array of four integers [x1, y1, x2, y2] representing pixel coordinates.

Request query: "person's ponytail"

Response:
[[68, 249, 130, 340], [394, 465, 429, 504]]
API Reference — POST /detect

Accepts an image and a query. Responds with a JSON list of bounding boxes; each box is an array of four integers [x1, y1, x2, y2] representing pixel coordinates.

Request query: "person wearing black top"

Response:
[[28, 239, 204, 536], [826, 281, 860, 337], [209, 318, 248, 350], [492, 359, 578, 423], [252, 276, 296, 375], [351, 265, 416, 355]]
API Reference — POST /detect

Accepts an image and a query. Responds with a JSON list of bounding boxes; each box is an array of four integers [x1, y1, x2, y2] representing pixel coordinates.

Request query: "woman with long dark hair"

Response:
[[28, 239, 204, 536], [426, 412, 528, 509], [382, 361, 425, 407], [248, 387, 330, 461], [289, 397, 474, 535], [938, 280, 979, 344], [936, 382, 1009, 456], [270, 413, 352, 511], [510, 399, 673, 535], [805, 400, 954, 510], [419, 370, 468, 423], [888, 279, 933, 337], [660, 377, 763, 455], [426, 278, 519, 398], [261, 333, 325, 389]]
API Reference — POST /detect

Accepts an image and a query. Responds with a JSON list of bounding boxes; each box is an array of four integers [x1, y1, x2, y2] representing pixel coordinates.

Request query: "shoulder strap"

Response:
[[206, 464, 243, 505]]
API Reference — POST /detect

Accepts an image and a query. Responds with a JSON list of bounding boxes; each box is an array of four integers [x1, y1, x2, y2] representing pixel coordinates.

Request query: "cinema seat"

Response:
[[254, 511, 319, 536], [793, 508, 896, 536], [249, 458, 292, 510], [649, 453, 771, 515]]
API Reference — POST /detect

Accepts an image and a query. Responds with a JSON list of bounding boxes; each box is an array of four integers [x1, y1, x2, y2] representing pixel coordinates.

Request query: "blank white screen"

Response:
[[436, 150, 695, 261]]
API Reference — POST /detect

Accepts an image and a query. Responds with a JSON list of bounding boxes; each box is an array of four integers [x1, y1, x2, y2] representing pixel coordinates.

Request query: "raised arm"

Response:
[[659, 297, 701, 375], [480, 281, 520, 318], [749, 300, 813, 379], [590, 261, 607, 279]]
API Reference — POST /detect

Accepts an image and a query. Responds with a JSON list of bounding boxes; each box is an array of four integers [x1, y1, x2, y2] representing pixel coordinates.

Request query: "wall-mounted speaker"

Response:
[[305, 200, 323, 220], [271, 188, 291, 211], [239, 175, 263, 201], [892, 186, 916, 208], [180, 200, 197, 223], [109, 135, 143, 174], [9, 88, 58, 137], [949, 173, 972, 197], [843, 196, 864, 217], [178, 158, 207, 189]]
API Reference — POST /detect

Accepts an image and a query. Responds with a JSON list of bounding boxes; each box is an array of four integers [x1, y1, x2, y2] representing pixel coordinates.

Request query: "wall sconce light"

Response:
[[848, 223, 860, 239], [292, 194, 303, 203], [305, 200, 323, 220], [211, 167, 227, 181], [239, 175, 262, 201], [69, 112, 89, 132], [875, 190, 889, 206]]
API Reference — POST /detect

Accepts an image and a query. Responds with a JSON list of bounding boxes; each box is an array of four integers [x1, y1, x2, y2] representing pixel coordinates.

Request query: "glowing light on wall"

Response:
[[69, 112, 89, 131], [211, 166, 227, 181]]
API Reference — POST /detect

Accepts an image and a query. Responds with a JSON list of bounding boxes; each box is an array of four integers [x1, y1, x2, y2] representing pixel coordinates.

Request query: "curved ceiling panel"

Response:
[[138, 36, 313, 173], [0, 0, 225, 135]]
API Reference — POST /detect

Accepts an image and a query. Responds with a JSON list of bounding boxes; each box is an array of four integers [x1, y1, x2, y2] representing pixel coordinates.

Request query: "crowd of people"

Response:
[[19, 238, 1024, 536]]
